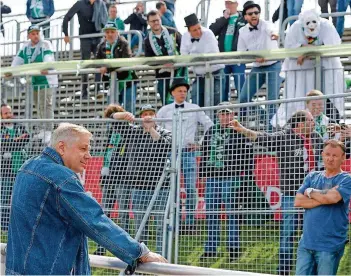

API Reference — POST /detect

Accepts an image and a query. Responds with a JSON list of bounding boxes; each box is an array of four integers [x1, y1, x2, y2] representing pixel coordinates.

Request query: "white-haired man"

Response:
[[272, 9, 343, 128], [5, 123, 167, 275]]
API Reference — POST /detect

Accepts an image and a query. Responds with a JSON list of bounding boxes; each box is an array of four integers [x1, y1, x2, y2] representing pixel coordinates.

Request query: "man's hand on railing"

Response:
[[40, 70, 49, 75], [112, 111, 135, 122], [99, 67, 108, 75], [271, 34, 279, 41], [4, 72, 12, 78], [297, 55, 307, 66], [138, 251, 168, 264], [64, 36, 70, 44], [256, 58, 266, 63]]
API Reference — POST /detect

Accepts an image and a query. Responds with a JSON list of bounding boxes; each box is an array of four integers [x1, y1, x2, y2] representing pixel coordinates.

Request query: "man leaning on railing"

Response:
[[5, 123, 167, 275]]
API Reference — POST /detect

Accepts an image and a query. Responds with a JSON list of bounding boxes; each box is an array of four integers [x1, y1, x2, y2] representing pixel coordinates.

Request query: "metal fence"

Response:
[[0, 93, 350, 275]]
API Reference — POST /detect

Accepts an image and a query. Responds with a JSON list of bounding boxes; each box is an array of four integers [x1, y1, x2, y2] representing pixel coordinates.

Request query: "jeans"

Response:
[[239, 62, 282, 126], [295, 243, 345, 275], [224, 64, 246, 101], [287, 0, 304, 25], [191, 69, 225, 107], [80, 38, 101, 97], [0, 178, 13, 231], [319, 0, 337, 26], [204, 177, 240, 253], [157, 78, 172, 105], [336, 0, 351, 37], [132, 188, 169, 254], [181, 151, 197, 225], [277, 196, 300, 275], [117, 84, 137, 113], [130, 32, 146, 51]]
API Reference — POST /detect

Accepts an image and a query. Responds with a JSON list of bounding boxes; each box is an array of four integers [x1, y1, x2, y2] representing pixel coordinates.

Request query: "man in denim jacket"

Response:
[[5, 123, 166, 275]]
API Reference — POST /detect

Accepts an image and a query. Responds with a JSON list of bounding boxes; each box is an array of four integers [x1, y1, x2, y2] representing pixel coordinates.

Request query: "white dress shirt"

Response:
[[157, 101, 214, 146], [237, 19, 279, 67], [180, 27, 225, 75]]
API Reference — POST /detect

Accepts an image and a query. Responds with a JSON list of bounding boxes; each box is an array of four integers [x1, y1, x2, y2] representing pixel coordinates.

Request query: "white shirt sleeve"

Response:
[[180, 32, 190, 55], [237, 29, 247, 52], [11, 45, 26, 67], [197, 110, 214, 132], [205, 29, 220, 53]]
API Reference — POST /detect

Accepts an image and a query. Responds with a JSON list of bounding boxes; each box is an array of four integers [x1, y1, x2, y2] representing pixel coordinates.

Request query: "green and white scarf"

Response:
[[105, 39, 118, 59], [209, 124, 230, 168], [26, 40, 43, 63], [149, 26, 175, 56]]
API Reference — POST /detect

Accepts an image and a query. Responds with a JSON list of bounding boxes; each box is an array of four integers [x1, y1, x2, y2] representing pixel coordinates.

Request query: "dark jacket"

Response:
[[144, 28, 182, 78], [0, 3, 11, 36], [26, 0, 54, 19], [0, 123, 29, 179], [62, 0, 99, 36], [199, 123, 253, 178], [96, 36, 137, 82], [272, 1, 288, 25], [256, 128, 324, 196], [209, 12, 246, 52], [124, 12, 147, 33], [113, 120, 172, 189]]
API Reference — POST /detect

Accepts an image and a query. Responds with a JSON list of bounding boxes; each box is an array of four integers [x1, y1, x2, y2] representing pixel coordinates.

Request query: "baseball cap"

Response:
[[139, 104, 156, 116], [103, 21, 118, 32], [217, 101, 234, 113], [27, 25, 41, 34]]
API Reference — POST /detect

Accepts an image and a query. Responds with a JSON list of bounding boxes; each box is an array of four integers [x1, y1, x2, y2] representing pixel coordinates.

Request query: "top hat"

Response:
[[242, 1, 261, 15], [184, 13, 200, 27], [169, 78, 190, 94]]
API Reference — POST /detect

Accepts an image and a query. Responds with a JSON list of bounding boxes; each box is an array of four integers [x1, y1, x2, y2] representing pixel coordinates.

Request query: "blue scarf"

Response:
[[91, 0, 108, 32]]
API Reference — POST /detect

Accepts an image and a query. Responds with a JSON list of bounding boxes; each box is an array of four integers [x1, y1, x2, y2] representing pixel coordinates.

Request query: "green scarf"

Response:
[[103, 132, 123, 167], [314, 114, 327, 139], [209, 124, 230, 168]]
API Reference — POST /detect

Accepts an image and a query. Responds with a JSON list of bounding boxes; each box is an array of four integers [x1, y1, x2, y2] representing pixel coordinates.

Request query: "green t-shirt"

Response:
[[224, 14, 238, 52], [109, 17, 125, 31]]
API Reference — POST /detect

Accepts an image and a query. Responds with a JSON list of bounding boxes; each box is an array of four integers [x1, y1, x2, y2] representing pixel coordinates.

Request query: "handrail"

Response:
[[19, 15, 65, 34], [0, 243, 267, 275], [279, 11, 351, 45], [0, 19, 18, 27], [2, 8, 69, 19]]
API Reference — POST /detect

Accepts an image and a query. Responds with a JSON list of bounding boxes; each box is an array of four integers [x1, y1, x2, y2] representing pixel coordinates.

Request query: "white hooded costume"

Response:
[[271, 9, 344, 128]]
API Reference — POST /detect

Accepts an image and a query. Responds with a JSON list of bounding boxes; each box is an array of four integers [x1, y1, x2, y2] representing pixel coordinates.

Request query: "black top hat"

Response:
[[242, 1, 261, 16], [169, 78, 190, 94], [184, 13, 200, 27]]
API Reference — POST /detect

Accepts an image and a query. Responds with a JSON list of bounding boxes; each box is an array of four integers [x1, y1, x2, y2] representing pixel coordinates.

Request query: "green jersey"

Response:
[[224, 14, 238, 52]]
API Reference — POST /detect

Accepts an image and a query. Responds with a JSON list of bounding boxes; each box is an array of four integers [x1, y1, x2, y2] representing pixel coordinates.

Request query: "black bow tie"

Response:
[[249, 26, 258, 32], [191, 38, 200, 43], [175, 104, 185, 109]]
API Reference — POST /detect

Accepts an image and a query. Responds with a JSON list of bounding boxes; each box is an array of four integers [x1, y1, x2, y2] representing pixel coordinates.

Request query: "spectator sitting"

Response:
[[96, 21, 137, 112], [26, 0, 54, 38], [209, 0, 247, 101], [272, 9, 343, 128], [62, 0, 108, 99], [124, 1, 147, 51], [294, 139, 351, 275], [144, 10, 183, 105], [110, 105, 172, 255], [180, 13, 225, 106], [156, 1, 177, 29], [199, 102, 253, 262], [9, 25, 58, 145], [0, 1, 11, 37], [164, 0, 176, 15], [0, 104, 29, 231], [108, 4, 125, 31], [231, 110, 324, 275]]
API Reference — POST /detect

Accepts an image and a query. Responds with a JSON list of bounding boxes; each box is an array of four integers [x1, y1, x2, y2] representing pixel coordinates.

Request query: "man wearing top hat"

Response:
[[96, 21, 137, 112], [237, 1, 282, 130], [180, 13, 225, 107], [157, 78, 213, 234]]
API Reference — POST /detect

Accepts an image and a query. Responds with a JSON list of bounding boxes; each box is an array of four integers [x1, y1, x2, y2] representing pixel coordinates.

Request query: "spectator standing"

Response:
[[237, 1, 282, 130], [145, 10, 182, 105], [209, 0, 247, 101], [96, 21, 137, 112], [181, 13, 225, 107], [157, 78, 213, 234], [0, 1, 11, 37], [294, 140, 351, 275], [111, 105, 172, 254], [336, 0, 351, 37], [10, 25, 58, 145], [164, 0, 176, 15], [108, 4, 125, 31], [273, 9, 343, 128], [286, 0, 303, 25], [0, 104, 29, 231], [319, 0, 337, 26], [5, 123, 167, 275], [124, 2, 147, 50], [26, 0, 54, 38], [231, 110, 324, 275], [156, 1, 177, 29], [199, 102, 253, 262], [62, 0, 108, 99]]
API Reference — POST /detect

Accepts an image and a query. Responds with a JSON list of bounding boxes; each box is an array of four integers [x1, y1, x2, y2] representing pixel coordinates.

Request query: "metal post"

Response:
[[16, 21, 21, 53], [200, 0, 206, 27], [69, 18, 74, 60], [278, 0, 286, 46], [0, 244, 5, 275], [25, 80, 32, 119], [110, 71, 117, 104], [204, 63, 212, 107], [265, 0, 270, 21], [315, 56, 322, 91]]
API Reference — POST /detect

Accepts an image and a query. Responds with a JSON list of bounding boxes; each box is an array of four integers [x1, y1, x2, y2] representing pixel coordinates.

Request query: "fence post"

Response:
[[0, 245, 5, 275], [25, 80, 32, 119], [265, 0, 270, 21], [16, 21, 21, 53], [315, 55, 322, 91], [69, 18, 74, 60], [109, 71, 117, 104], [204, 63, 212, 107]]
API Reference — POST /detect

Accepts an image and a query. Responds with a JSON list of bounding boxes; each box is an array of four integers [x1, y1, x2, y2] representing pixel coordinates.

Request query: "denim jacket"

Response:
[[6, 147, 143, 275], [26, 0, 55, 19]]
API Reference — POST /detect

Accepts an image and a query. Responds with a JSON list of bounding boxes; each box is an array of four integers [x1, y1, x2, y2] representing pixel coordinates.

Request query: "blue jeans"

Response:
[[130, 33, 146, 50], [224, 64, 246, 102], [181, 151, 197, 225], [296, 243, 345, 275], [157, 78, 172, 105], [118, 84, 137, 113], [336, 0, 351, 37], [239, 62, 282, 126], [132, 188, 169, 254], [191, 69, 225, 107], [287, 0, 304, 25], [278, 196, 300, 275], [204, 177, 240, 253]]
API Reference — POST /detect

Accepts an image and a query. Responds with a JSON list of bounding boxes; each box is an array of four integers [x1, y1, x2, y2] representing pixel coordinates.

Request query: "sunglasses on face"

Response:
[[247, 11, 260, 16]]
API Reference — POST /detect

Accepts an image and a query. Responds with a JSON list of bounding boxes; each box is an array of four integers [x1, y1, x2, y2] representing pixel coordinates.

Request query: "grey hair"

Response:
[[51, 123, 92, 147]]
